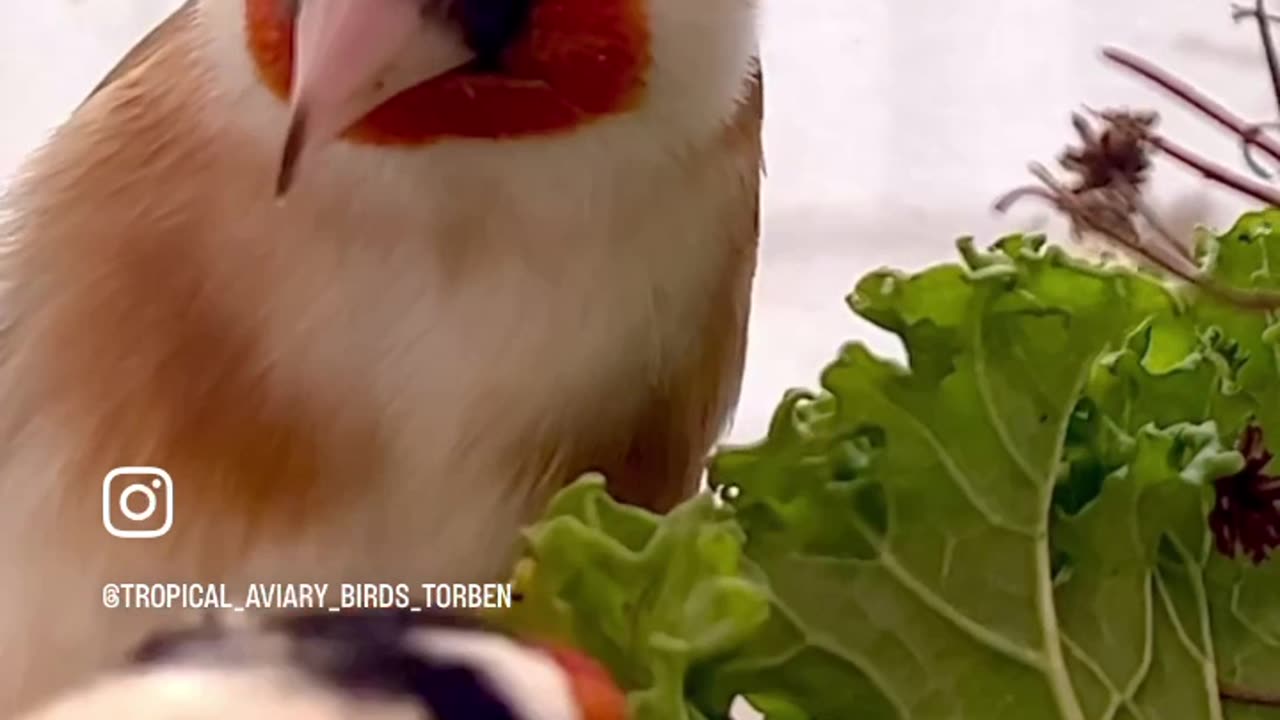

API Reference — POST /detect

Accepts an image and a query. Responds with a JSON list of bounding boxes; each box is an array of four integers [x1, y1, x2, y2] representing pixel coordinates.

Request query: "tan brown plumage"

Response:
[[591, 68, 762, 510]]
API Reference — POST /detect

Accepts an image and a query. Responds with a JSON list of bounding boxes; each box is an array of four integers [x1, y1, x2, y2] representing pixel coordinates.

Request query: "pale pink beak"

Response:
[[275, 0, 475, 197]]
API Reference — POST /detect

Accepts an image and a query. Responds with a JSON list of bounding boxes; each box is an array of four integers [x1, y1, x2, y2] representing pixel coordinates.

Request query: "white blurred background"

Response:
[[0, 0, 1277, 444]]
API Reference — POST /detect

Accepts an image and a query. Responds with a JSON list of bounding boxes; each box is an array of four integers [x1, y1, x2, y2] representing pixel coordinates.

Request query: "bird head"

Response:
[[19, 609, 627, 720], [203, 0, 756, 195]]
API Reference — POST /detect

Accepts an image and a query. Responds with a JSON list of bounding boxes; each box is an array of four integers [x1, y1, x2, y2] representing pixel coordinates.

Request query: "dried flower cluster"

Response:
[[994, 109, 1186, 271], [1211, 424, 1280, 564], [1058, 110, 1157, 193], [996, 4, 1280, 310]]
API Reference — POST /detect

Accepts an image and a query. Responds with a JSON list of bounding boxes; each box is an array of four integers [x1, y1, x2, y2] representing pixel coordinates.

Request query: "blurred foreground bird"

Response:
[[18, 609, 626, 720], [0, 0, 762, 713]]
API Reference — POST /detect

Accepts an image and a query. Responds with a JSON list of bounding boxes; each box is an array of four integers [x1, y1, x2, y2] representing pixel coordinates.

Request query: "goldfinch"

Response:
[[0, 0, 762, 713]]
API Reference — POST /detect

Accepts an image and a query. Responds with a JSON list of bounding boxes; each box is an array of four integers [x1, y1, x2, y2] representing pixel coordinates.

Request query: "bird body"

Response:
[[0, 0, 762, 713]]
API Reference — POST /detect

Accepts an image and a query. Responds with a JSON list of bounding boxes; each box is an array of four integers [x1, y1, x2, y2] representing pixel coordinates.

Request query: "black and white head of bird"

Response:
[[19, 609, 625, 720]]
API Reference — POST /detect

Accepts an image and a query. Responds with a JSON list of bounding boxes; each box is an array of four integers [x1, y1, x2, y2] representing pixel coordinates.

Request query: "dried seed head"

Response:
[[1059, 109, 1158, 193]]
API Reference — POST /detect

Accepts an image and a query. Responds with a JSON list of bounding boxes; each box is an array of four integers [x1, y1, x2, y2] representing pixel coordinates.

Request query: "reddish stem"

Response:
[[1150, 134, 1280, 207], [1102, 47, 1280, 166]]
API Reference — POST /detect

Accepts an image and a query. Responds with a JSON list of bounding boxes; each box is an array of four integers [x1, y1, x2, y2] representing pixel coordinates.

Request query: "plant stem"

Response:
[[1232, 3, 1280, 23], [1235, 0, 1280, 120], [1101, 47, 1280, 167], [1148, 134, 1280, 207]]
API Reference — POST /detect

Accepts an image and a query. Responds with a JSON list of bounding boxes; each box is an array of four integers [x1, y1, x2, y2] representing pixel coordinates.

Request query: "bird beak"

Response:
[[276, 0, 475, 197]]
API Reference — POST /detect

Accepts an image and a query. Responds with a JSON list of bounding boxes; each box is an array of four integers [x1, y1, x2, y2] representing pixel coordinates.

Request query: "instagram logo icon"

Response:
[[103, 467, 173, 539]]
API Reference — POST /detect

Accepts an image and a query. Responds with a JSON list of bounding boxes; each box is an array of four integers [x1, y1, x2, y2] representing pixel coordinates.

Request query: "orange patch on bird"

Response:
[[245, 0, 651, 146], [538, 644, 629, 720], [35, 207, 386, 576]]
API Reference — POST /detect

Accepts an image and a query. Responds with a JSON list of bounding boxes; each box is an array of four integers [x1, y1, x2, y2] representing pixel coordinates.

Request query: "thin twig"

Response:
[[993, 185, 1057, 214], [1102, 46, 1280, 166], [1235, 0, 1280, 119], [1239, 123, 1280, 179], [1002, 163, 1206, 285], [1148, 134, 1280, 207], [1232, 4, 1280, 29], [1131, 191, 1196, 262], [1231, 1, 1280, 177]]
